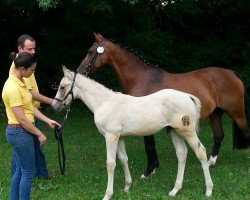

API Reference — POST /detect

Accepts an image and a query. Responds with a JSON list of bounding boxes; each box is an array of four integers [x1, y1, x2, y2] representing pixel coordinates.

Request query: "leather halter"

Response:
[[54, 72, 77, 107], [79, 38, 106, 76]]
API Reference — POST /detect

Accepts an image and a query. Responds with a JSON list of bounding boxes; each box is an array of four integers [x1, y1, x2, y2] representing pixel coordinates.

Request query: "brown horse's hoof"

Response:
[[140, 162, 159, 179]]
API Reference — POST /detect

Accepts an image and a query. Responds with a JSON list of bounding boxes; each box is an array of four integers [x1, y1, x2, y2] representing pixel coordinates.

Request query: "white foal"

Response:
[[52, 67, 213, 199]]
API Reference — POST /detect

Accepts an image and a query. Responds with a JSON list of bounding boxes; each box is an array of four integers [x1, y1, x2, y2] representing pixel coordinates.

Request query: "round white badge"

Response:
[[97, 46, 104, 54]]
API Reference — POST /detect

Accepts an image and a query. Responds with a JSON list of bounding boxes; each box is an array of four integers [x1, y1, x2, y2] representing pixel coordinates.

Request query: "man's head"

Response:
[[17, 34, 36, 55]]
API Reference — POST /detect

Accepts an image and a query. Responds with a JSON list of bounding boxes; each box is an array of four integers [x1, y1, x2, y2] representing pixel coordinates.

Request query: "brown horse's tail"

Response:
[[232, 72, 250, 149]]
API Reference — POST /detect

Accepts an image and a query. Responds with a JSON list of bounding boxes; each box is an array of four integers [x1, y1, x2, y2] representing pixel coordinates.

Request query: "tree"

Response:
[[0, 0, 249, 95]]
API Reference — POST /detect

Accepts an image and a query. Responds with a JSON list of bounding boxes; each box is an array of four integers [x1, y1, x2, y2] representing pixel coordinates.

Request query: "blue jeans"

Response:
[[11, 119, 48, 179], [6, 126, 35, 200]]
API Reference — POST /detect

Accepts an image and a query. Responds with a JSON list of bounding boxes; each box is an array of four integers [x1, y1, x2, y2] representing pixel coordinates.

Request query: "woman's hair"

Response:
[[9, 52, 37, 69]]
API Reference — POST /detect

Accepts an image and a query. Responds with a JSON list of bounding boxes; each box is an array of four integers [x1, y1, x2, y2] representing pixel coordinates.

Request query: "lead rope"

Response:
[[54, 107, 71, 175]]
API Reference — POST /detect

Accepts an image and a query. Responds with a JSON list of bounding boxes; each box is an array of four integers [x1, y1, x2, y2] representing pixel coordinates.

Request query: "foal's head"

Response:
[[52, 66, 76, 112], [77, 32, 110, 76]]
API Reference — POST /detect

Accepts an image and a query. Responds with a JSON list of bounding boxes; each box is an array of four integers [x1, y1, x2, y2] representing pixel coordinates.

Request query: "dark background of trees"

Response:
[[0, 0, 249, 97]]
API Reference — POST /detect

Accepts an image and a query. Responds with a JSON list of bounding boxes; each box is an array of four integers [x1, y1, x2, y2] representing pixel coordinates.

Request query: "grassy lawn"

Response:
[[0, 101, 250, 200]]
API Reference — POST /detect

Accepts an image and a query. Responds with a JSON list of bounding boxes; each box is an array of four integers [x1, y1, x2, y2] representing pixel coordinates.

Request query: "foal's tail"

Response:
[[189, 95, 201, 133], [233, 72, 250, 149]]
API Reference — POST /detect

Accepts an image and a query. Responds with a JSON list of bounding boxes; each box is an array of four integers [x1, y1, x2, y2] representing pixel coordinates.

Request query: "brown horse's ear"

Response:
[[93, 32, 103, 42]]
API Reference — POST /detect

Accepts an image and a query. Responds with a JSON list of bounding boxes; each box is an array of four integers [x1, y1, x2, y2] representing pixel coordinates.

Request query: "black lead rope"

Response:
[[54, 126, 65, 175], [54, 107, 71, 175]]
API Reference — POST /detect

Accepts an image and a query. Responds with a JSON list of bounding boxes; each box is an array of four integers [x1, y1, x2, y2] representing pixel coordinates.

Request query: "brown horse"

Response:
[[77, 33, 250, 178]]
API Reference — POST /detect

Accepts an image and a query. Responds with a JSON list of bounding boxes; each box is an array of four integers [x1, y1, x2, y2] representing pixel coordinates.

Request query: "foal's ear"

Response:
[[62, 66, 74, 79], [62, 65, 69, 74], [94, 32, 103, 42]]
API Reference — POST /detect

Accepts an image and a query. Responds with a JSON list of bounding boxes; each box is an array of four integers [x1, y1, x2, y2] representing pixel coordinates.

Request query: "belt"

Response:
[[8, 124, 23, 128]]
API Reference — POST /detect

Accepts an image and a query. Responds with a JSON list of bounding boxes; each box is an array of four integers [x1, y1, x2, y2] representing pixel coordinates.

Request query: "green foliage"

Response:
[[0, 0, 249, 93], [37, 0, 60, 10], [123, 0, 139, 5]]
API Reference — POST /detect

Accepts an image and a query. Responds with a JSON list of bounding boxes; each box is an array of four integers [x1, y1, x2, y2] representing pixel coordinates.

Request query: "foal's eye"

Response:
[[60, 86, 65, 90]]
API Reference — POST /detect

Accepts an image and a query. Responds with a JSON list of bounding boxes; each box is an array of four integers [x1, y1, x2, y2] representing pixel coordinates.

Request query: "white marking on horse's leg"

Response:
[[169, 130, 187, 197], [103, 134, 119, 200], [140, 168, 156, 179], [140, 174, 147, 179], [185, 134, 213, 197], [208, 155, 218, 166], [117, 138, 132, 193]]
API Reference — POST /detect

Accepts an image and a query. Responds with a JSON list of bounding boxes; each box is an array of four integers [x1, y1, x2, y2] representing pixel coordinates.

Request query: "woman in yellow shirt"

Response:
[[2, 52, 60, 200]]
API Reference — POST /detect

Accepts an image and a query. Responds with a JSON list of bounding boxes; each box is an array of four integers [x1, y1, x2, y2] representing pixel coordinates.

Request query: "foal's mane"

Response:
[[75, 72, 121, 95]]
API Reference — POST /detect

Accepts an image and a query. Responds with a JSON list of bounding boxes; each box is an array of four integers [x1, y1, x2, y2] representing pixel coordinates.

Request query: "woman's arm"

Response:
[[11, 106, 46, 145], [33, 106, 60, 129]]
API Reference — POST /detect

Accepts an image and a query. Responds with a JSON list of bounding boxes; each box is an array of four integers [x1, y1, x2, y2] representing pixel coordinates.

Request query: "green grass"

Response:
[[0, 101, 250, 200]]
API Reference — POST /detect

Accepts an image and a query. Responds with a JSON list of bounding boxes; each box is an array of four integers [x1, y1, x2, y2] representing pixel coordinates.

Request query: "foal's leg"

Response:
[[103, 134, 119, 200], [169, 130, 188, 196], [184, 133, 213, 197], [208, 108, 224, 166], [117, 138, 132, 192], [141, 135, 159, 178]]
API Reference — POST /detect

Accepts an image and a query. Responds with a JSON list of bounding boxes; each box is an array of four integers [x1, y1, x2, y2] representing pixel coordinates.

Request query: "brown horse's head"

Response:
[[77, 32, 109, 76]]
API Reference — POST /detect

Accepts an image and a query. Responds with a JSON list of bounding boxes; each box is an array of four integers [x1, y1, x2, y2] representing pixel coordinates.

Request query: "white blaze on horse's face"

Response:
[[52, 76, 73, 112]]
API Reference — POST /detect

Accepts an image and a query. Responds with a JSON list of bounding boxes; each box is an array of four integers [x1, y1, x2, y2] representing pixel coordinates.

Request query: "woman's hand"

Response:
[[33, 107, 61, 129], [47, 119, 61, 129], [38, 133, 46, 145]]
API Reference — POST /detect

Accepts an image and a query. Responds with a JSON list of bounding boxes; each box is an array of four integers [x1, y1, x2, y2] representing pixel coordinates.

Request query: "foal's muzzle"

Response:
[[52, 98, 70, 112]]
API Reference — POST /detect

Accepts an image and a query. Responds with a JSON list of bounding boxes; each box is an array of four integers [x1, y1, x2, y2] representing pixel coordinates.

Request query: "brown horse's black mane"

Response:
[[108, 38, 160, 70]]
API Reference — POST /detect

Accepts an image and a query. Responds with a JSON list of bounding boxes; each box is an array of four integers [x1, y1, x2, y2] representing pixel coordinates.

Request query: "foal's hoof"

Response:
[[102, 194, 112, 200], [124, 183, 131, 193], [205, 189, 212, 197], [124, 186, 130, 193], [168, 188, 178, 197]]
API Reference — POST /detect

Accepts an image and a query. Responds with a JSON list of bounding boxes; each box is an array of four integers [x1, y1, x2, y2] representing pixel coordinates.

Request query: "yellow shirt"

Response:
[[9, 62, 40, 108], [2, 74, 34, 124]]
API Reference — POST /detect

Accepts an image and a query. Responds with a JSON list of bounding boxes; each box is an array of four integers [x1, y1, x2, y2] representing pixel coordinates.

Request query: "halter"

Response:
[[81, 38, 106, 76], [54, 72, 77, 108]]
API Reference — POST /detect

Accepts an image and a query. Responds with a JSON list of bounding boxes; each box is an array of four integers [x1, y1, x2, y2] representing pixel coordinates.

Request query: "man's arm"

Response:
[[30, 90, 53, 105]]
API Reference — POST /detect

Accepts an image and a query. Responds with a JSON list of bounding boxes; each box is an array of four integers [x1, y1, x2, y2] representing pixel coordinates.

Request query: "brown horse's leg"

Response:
[[141, 135, 159, 178], [208, 108, 224, 166]]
